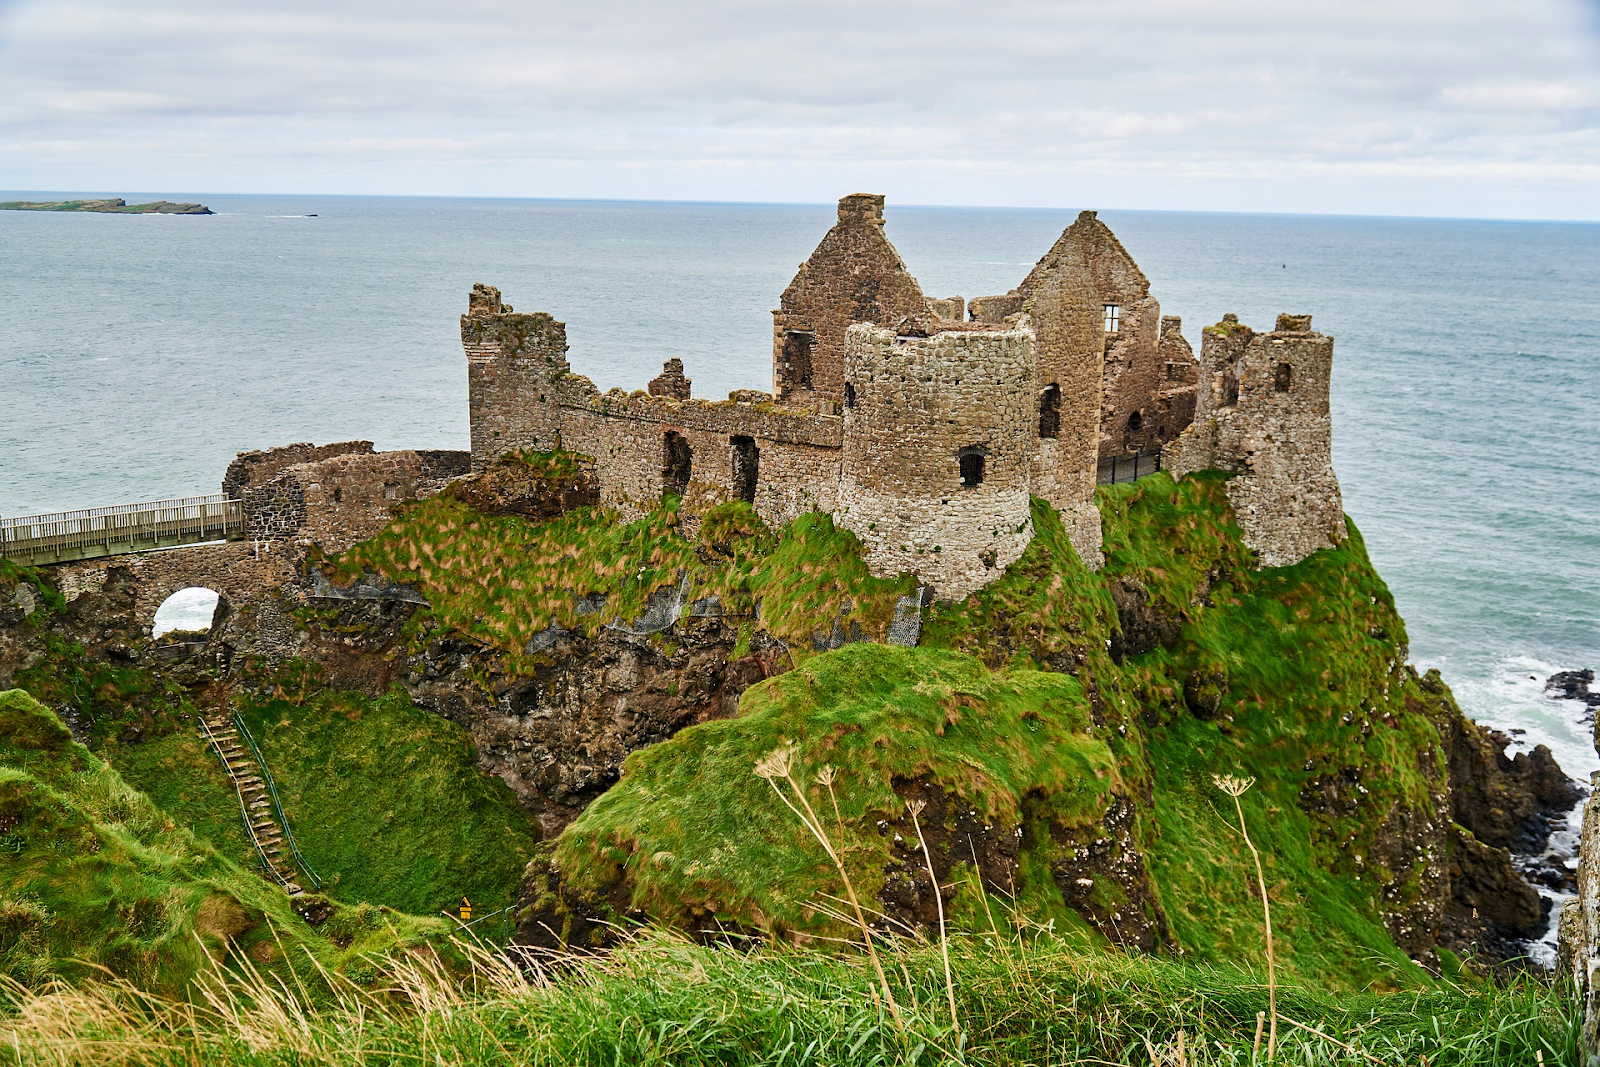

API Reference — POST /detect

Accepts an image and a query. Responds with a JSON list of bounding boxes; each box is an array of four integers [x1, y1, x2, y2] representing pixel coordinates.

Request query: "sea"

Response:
[[2, 194, 1597, 959]]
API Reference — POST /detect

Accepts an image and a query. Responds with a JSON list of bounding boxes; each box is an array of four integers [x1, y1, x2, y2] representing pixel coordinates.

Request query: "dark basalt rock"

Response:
[[1547, 668, 1599, 708], [1108, 576, 1181, 662]]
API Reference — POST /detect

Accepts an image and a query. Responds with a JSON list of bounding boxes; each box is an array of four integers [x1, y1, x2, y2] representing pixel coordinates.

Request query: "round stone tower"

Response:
[[833, 319, 1037, 600]]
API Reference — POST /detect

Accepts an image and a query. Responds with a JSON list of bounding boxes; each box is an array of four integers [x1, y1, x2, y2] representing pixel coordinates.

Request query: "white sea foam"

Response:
[[1438, 653, 1598, 967]]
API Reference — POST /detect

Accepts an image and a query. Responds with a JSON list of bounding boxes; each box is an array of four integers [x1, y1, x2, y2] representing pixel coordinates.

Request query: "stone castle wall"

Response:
[[223, 440, 374, 500], [463, 284, 571, 466], [835, 322, 1037, 600], [241, 448, 469, 552], [1009, 214, 1110, 569], [460, 196, 1342, 597], [1165, 314, 1345, 567], [770, 194, 929, 407]]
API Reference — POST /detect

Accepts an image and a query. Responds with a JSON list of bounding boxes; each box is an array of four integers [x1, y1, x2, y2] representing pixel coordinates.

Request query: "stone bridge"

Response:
[[45, 541, 300, 637]]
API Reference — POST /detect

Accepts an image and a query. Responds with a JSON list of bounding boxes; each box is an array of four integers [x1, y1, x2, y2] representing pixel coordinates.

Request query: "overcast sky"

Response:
[[2, 0, 1597, 219]]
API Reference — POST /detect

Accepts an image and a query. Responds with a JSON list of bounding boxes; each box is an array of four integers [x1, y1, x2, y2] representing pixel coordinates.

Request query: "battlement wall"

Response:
[[242, 448, 468, 553], [223, 440, 374, 499]]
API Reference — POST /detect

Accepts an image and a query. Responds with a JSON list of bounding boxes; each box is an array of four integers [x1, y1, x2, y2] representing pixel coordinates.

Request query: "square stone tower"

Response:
[[1165, 314, 1346, 567]]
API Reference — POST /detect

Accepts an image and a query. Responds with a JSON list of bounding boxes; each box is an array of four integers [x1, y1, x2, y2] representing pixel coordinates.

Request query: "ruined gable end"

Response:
[[772, 194, 928, 407], [1165, 313, 1345, 568]]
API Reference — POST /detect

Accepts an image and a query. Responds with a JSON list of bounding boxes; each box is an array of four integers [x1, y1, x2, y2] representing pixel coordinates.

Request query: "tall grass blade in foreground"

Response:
[[754, 743, 906, 1031], [1215, 772, 1277, 1061]]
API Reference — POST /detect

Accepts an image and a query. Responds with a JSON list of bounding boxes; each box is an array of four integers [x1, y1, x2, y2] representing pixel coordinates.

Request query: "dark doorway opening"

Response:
[[781, 331, 814, 395], [662, 431, 693, 499], [959, 449, 986, 488], [1127, 410, 1143, 432], [1222, 365, 1240, 407], [1038, 384, 1061, 438], [1274, 362, 1293, 392], [731, 436, 759, 503]]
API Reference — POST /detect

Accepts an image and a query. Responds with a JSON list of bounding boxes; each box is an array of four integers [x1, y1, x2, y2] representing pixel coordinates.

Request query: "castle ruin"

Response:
[[461, 193, 1343, 598]]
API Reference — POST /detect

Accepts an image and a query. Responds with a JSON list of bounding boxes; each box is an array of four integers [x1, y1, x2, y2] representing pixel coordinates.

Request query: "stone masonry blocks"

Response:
[[1165, 315, 1345, 568], [835, 323, 1036, 600]]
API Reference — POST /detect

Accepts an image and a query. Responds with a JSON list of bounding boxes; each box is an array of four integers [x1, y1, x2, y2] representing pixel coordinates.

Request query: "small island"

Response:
[[0, 197, 212, 215]]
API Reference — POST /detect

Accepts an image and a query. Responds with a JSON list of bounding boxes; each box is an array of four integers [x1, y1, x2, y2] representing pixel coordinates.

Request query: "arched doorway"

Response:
[[152, 587, 222, 639]]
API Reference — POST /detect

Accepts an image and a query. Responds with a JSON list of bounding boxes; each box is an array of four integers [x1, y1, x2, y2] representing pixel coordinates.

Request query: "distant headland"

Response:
[[0, 197, 212, 215]]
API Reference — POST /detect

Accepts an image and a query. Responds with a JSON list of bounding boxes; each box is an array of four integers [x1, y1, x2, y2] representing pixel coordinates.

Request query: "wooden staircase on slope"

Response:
[[199, 712, 304, 895]]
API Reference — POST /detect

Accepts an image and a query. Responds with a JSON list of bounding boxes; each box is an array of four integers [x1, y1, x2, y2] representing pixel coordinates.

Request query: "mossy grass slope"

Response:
[[0, 690, 445, 994], [328, 467, 915, 671], [1095, 472, 1441, 983], [490, 463, 1476, 988], [234, 687, 541, 917], [550, 644, 1112, 937]]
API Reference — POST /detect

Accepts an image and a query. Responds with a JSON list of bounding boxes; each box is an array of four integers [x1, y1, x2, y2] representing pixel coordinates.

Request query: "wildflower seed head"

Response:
[[906, 799, 927, 818], [754, 743, 798, 781], [1212, 773, 1256, 797], [815, 765, 836, 788]]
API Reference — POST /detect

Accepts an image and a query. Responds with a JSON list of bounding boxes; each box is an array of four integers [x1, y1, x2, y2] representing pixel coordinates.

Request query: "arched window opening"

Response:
[[153, 587, 221, 639], [959, 448, 986, 488], [731, 435, 759, 504], [1038, 384, 1061, 438], [662, 431, 693, 500], [1274, 362, 1293, 392], [1127, 410, 1143, 432]]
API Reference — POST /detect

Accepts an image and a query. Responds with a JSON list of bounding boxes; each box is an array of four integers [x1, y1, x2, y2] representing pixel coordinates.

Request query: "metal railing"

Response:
[[197, 716, 298, 894], [0, 494, 243, 565], [233, 713, 324, 892], [1097, 451, 1163, 486]]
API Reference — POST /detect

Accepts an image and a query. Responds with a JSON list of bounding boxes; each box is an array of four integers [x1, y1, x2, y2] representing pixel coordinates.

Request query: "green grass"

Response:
[[1091, 473, 1445, 985], [100, 725, 257, 871], [0, 931, 1576, 1065], [494, 466, 1496, 989], [234, 688, 542, 918], [0, 690, 445, 995], [544, 644, 1112, 939], [328, 492, 914, 673]]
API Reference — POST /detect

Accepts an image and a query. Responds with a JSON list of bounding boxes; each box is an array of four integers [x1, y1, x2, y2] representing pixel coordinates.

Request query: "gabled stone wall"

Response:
[[771, 194, 929, 407]]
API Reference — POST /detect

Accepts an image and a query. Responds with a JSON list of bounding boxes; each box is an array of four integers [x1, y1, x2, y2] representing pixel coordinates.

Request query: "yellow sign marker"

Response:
[[459, 897, 472, 923]]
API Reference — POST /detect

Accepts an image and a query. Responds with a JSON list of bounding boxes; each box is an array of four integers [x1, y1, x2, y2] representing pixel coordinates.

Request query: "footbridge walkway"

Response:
[[0, 495, 244, 566]]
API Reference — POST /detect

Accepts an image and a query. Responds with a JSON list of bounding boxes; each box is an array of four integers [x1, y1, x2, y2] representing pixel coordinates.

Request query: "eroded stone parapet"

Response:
[[223, 440, 373, 500], [834, 322, 1036, 600], [242, 449, 468, 553], [647, 358, 691, 400], [1165, 314, 1345, 568]]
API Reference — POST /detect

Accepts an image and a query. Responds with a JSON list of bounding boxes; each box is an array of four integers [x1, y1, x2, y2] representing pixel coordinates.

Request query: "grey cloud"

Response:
[[0, 0, 1596, 216]]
